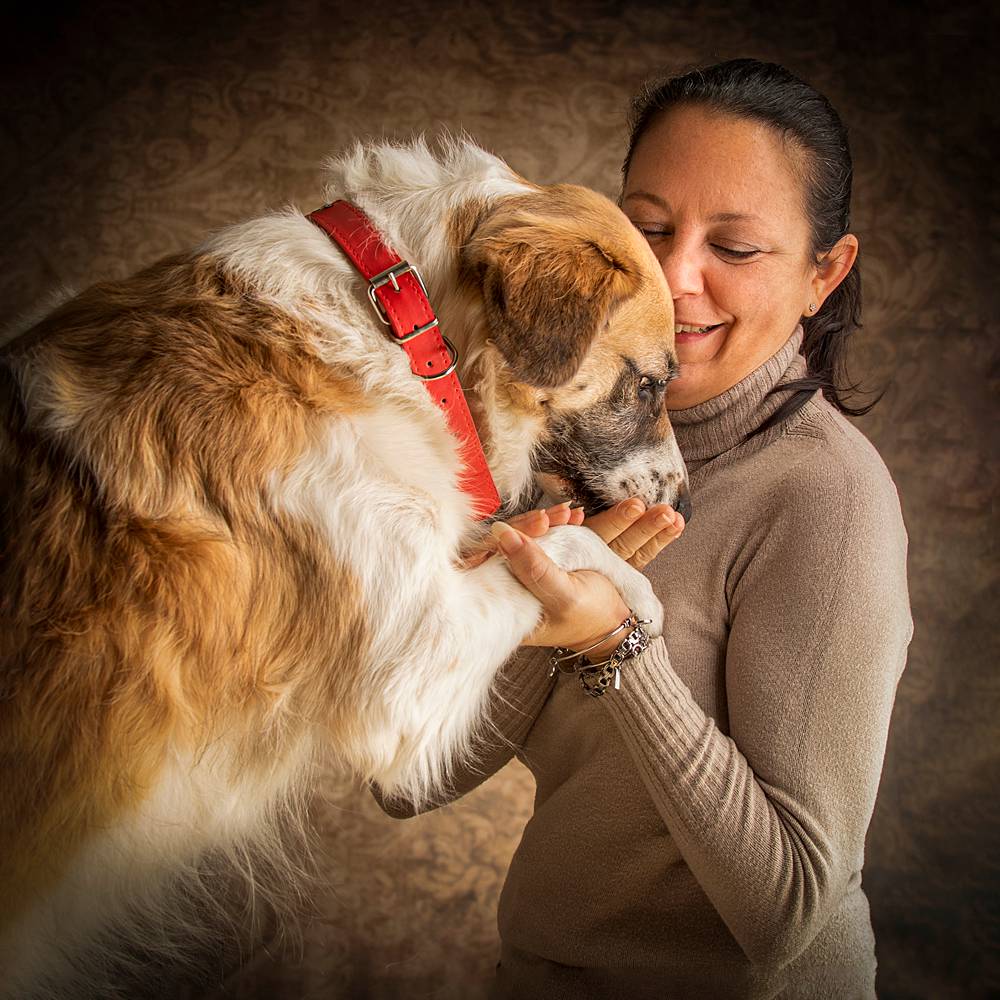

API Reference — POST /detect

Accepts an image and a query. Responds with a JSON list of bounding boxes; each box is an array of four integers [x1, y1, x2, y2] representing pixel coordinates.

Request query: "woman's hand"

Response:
[[460, 500, 585, 569], [493, 499, 684, 655], [584, 499, 684, 570]]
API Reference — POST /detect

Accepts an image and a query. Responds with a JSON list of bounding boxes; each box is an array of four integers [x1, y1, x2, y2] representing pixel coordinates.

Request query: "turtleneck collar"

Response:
[[669, 326, 808, 467]]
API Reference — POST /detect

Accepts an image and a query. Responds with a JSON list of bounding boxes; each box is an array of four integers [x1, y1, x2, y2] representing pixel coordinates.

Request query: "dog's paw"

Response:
[[536, 525, 664, 637], [615, 566, 663, 638]]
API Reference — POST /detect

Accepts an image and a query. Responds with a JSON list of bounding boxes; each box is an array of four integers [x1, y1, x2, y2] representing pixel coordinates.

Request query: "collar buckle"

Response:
[[367, 261, 428, 326]]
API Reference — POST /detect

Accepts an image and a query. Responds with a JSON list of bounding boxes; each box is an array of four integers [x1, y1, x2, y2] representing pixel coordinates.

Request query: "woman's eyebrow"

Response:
[[710, 211, 762, 223], [623, 192, 761, 225], [622, 190, 670, 210]]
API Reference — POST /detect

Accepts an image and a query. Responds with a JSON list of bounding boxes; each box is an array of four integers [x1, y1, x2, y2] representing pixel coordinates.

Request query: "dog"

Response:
[[0, 136, 689, 997]]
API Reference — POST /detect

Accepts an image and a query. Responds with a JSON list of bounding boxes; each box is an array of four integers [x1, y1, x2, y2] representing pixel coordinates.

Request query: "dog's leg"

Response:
[[363, 523, 660, 805]]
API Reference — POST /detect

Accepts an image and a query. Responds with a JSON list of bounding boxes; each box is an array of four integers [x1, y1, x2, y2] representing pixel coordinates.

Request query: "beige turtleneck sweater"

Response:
[[376, 330, 913, 999]]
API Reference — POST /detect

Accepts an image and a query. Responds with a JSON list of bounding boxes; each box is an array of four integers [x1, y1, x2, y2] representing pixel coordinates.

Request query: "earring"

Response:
[[807, 303, 816, 313]]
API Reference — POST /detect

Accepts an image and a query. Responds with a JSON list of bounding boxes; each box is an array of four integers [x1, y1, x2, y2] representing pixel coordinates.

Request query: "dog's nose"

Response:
[[674, 482, 692, 524]]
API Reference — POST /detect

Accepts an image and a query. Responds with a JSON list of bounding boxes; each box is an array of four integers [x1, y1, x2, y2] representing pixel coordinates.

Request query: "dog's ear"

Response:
[[461, 192, 642, 388]]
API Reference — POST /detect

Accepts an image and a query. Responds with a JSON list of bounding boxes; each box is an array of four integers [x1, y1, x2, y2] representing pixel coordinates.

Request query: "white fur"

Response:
[[5, 739, 314, 999], [598, 436, 689, 507], [239, 137, 665, 806]]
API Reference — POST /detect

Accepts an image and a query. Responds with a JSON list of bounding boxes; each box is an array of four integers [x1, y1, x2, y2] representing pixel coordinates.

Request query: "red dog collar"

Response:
[[307, 200, 500, 519]]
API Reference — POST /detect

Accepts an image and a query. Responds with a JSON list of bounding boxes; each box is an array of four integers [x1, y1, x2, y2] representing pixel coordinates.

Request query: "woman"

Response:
[[379, 59, 912, 999]]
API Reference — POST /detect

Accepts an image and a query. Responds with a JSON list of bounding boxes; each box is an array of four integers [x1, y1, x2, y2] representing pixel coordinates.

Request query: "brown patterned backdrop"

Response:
[[2, 1, 996, 997]]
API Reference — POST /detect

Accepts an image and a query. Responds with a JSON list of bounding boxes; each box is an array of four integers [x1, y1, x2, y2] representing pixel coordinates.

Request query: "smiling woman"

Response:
[[374, 59, 912, 1000], [622, 101, 858, 412], [624, 112, 818, 406]]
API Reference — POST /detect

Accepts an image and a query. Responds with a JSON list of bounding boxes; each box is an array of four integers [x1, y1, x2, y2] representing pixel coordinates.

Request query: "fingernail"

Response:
[[490, 521, 524, 554], [623, 500, 644, 517], [656, 511, 672, 526]]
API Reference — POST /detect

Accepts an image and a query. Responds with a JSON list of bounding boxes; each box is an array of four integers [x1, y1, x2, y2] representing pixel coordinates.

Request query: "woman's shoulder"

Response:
[[714, 395, 910, 614], [767, 394, 907, 538], [785, 394, 898, 486]]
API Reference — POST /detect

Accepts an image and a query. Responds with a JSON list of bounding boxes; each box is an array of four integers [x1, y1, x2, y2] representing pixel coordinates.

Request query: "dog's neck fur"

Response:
[[328, 138, 542, 510], [323, 136, 526, 302], [205, 137, 542, 513]]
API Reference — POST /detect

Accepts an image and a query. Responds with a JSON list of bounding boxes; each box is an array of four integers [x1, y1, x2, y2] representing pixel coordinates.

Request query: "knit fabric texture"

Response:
[[390, 328, 913, 999]]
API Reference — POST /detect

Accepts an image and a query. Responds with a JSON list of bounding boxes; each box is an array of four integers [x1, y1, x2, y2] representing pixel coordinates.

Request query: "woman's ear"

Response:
[[462, 192, 641, 388], [810, 233, 859, 311]]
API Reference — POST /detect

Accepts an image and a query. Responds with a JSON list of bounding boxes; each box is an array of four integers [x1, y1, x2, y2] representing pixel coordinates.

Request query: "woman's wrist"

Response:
[[563, 598, 632, 660], [548, 608, 654, 697]]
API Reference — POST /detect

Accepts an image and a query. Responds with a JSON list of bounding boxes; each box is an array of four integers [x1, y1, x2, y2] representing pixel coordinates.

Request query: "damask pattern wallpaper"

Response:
[[1, 1, 995, 997]]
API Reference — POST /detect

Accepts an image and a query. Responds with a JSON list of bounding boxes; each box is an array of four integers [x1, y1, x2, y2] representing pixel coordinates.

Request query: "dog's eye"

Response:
[[637, 376, 668, 402]]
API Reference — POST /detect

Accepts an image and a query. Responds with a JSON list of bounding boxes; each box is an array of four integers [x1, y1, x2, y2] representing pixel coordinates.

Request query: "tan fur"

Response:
[[462, 186, 675, 414], [446, 196, 492, 253], [461, 186, 644, 387], [0, 254, 370, 933], [0, 141, 686, 995]]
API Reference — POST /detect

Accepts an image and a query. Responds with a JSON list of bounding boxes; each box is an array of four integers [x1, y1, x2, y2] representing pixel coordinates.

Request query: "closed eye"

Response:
[[712, 244, 761, 261], [633, 223, 761, 262]]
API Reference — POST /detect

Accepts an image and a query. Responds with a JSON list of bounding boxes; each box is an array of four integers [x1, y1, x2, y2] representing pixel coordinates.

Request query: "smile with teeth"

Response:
[[674, 323, 722, 334]]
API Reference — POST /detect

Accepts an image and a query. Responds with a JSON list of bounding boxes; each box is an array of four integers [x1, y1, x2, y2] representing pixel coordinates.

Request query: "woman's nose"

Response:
[[659, 244, 704, 299]]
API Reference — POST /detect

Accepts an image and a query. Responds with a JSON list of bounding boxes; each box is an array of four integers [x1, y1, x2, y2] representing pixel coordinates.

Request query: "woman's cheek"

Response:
[[729, 267, 778, 323]]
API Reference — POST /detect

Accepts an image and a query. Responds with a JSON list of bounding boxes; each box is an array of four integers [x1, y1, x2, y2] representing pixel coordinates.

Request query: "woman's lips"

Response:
[[675, 323, 724, 344]]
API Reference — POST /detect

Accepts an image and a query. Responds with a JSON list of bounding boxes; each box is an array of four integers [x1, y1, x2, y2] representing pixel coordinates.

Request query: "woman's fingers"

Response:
[[584, 500, 684, 567], [463, 500, 587, 569], [461, 509, 549, 568], [629, 514, 685, 569], [505, 500, 582, 538], [583, 498, 646, 544], [490, 523, 574, 606], [506, 508, 549, 536], [467, 498, 680, 571], [614, 506, 683, 563], [538, 500, 584, 528]]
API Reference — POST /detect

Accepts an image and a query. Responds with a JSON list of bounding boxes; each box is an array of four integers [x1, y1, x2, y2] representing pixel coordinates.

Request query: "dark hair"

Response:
[[624, 58, 881, 425]]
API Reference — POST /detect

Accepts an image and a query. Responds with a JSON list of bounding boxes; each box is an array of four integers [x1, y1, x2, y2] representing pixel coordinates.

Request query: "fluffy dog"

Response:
[[0, 137, 688, 997]]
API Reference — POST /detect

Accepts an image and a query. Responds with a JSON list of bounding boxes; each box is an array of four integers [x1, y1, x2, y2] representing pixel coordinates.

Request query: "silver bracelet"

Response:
[[548, 612, 641, 676], [578, 620, 652, 698], [547, 612, 653, 696]]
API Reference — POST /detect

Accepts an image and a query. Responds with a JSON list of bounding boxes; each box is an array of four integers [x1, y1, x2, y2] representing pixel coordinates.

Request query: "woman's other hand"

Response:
[[584, 500, 684, 571]]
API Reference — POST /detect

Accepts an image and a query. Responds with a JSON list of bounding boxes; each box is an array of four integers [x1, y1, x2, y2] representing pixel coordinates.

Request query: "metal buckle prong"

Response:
[[397, 318, 439, 344], [367, 261, 429, 325], [369, 260, 427, 294]]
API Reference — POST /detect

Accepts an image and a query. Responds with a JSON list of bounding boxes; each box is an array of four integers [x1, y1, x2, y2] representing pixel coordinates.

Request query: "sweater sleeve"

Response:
[[371, 646, 556, 818], [602, 442, 913, 969]]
